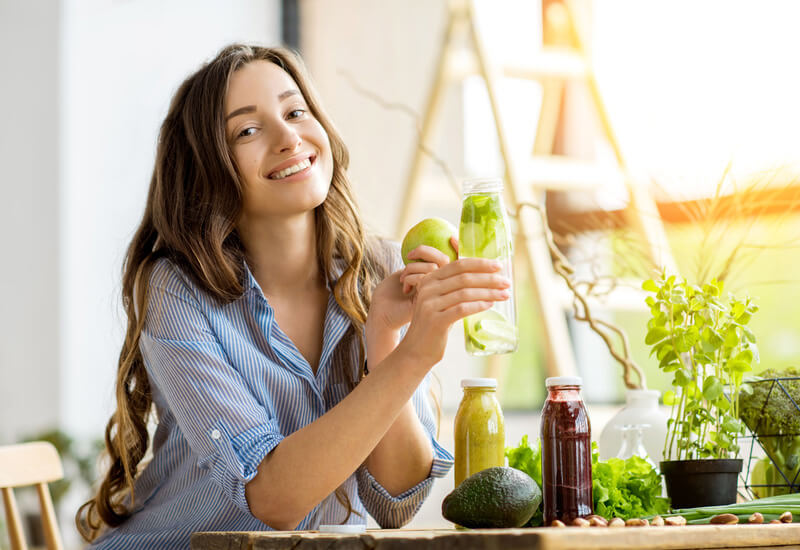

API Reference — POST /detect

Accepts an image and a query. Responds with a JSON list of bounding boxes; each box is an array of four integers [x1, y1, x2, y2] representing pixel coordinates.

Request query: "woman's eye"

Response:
[[288, 109, 306, 119], [237, 127, 257, 138]]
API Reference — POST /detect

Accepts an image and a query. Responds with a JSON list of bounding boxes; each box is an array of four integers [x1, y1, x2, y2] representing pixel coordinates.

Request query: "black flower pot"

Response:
[[660, 459, 742, 509]]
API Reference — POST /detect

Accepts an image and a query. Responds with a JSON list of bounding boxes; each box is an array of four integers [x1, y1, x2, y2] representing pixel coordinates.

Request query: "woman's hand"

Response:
[[397, 256, 511, 369], [368, 238, 458, 332]]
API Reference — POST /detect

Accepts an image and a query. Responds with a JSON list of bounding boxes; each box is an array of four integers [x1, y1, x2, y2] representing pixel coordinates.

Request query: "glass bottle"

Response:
[[459, 178, 518, 355], [540, 376, 593, 524], [454, 378, 506, 487], [616, 424, 656, 468], [598, 389, 668, 462]]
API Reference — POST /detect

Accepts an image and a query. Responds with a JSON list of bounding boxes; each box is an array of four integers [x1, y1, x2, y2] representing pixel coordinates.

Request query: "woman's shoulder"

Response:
[[367, 235, 403, 275], [147, 256, 212, 308]]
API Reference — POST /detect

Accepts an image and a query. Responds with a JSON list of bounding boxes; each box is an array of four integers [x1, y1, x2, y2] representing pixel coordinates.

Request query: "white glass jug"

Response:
[[598, 389, 668, 464]]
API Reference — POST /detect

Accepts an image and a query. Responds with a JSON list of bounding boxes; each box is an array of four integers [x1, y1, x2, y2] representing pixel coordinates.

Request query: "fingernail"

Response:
[[492, 261, 502, 270]]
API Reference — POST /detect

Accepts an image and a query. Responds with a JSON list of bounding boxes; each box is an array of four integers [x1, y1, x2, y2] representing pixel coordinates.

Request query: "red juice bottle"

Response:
[[540, 376, 593, 525]]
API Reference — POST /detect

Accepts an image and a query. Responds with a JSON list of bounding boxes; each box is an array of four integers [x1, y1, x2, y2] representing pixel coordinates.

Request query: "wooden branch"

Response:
[[517, 201, 646, 389]]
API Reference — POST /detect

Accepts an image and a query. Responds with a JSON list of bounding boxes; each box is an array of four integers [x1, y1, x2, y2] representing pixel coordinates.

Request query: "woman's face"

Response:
[[225, 60, 334, 221]]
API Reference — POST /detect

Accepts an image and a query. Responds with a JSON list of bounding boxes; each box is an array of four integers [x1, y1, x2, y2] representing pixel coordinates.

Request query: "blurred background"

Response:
[[1, 0, 799, 547]]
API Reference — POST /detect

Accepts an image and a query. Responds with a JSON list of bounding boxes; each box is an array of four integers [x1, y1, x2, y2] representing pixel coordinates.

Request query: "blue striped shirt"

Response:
[[90, 246, 453, 549]]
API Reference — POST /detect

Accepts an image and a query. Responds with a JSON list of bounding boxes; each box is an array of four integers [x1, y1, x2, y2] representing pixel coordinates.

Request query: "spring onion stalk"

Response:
[[651, 494, 800, 524]]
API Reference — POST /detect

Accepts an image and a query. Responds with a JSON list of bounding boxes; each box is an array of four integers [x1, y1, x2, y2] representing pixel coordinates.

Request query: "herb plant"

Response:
[[643, 273, 759, 461], [739, 367, 800, 497]]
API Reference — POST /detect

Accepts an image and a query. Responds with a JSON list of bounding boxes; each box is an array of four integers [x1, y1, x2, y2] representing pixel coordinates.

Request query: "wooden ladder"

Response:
[[395, 0, 676, 379]]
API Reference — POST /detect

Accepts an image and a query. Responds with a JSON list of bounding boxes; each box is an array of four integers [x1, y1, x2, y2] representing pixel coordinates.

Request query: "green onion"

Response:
[[652, 493, 800, 524]]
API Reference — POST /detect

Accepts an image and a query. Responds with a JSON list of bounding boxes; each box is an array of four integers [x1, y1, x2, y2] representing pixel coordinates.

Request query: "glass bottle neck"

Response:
[[463, 387, 496, 394], [546, 386, 582, 401], [462, 177, 503, 195]]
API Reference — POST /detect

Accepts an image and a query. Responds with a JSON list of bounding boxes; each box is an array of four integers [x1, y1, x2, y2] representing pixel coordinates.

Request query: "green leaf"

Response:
[[728, 360, 752, 373], [661, 362, 682, 372], [642, 279, 659, 293], [659, 350, 678, 368], [674, 369, 692, 387], [701, 327, 724, 352], [645, 327, 670, 345], [722, 417, 742, 433], [662, 390, 677, 406], [742, 326, 756, 343], [702, 376, 724, 401], [724, 326, 740, 347]]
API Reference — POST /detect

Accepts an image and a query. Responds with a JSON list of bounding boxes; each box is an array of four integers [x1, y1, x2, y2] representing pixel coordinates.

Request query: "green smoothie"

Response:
[[454, 380, 506, 487]]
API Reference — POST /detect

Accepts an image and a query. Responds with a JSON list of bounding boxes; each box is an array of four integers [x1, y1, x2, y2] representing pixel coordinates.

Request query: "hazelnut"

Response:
[[710, 513, 739, 525], [664, 516, 687, 526], [588, 515, 608, 527], [551, 519, 566, 528], [748, 512, 763, 524], [625, 518, 649, 527], [608, 517, 625, 528], [571, 517, 591, 528], [780, 511, 793, 523], [650, 515, 665, 527]]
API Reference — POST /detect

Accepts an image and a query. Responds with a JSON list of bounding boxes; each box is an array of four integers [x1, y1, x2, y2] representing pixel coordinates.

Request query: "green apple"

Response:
[[401, 217, 458, 265]]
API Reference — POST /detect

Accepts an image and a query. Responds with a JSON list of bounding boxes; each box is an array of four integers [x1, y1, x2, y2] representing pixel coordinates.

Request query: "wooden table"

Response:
[[192, 524, 800, 550]]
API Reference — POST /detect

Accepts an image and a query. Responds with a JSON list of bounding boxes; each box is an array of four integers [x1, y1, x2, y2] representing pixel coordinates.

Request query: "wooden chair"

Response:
[[0, 442, 64, 550]]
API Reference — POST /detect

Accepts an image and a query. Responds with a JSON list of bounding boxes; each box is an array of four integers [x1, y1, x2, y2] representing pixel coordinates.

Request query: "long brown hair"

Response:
[[77, 44, 388, 541]]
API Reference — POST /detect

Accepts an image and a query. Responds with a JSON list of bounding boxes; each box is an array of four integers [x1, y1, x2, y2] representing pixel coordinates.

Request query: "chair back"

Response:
[[0, 441, 64, 550]]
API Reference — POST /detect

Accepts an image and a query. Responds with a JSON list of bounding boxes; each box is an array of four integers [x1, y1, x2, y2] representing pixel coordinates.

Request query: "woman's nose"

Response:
[[272, 122, 302, 153]]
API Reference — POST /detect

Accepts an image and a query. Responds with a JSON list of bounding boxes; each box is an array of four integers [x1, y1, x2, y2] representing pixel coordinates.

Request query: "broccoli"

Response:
[[739, 367, 800, 497]]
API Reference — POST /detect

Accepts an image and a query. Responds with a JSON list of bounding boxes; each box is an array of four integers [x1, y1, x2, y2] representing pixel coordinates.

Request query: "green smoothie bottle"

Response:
[[459, 178, 518, 355], [454, 378, 506, 487]]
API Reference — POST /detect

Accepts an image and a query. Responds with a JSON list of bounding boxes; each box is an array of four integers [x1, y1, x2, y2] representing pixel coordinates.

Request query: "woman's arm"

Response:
[[244, 257, 509, 530], [361, 324, 434, 497]]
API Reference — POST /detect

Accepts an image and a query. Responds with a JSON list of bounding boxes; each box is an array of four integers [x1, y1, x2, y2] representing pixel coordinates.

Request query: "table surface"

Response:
[[191, 524, 800, 550]]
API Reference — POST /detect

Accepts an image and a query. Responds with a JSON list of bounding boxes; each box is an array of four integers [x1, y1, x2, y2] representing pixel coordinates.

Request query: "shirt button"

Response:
[[211, 429, 221, 440]]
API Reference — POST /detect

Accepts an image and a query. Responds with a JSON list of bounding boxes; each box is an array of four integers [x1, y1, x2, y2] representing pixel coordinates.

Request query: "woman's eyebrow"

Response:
[[278, 89, 300, 101], [226, 105, 256, 121], [225, 90, 301, 121]]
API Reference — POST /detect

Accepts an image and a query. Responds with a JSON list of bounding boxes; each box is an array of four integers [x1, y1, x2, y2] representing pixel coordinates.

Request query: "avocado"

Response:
[[442, 466, 541, 528]]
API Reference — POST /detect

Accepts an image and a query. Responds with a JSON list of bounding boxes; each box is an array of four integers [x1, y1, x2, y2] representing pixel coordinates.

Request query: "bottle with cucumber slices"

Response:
[[459, 178, 518, 355]]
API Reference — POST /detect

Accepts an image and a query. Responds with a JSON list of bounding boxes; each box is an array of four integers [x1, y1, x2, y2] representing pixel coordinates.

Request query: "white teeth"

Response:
[[270, 158, 311, 179]]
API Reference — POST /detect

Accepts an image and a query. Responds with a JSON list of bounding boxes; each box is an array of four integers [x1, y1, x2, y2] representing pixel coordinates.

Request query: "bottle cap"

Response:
[[318, 524, 366, 534], [462, 177, 503, 194], [461, 377, 497, 388], [545, 376, 583, 388]]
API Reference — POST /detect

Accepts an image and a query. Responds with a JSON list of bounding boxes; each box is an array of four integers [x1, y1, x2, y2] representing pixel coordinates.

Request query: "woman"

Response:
[[76, 44, 510, 548]]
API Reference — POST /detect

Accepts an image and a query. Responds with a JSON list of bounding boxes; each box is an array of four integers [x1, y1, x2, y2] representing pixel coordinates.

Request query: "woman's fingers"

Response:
[[440, 300, 494, 325], [405, 245, 452, 268], [450, 235, 459, 255], [399, 262, 438, 294], [427, 287, 510, 314], [427, 257, 502, 280], [429, 271, 511, 297]]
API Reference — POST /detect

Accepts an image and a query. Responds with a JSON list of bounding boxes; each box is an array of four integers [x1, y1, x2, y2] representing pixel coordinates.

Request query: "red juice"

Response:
[[540, 377, 593, 524]]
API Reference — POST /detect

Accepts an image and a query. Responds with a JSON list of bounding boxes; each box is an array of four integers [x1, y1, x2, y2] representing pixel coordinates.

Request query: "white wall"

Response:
[[0, 0, 62, 442], [1, 7, 281, 543], [60, 0, 281, 441]]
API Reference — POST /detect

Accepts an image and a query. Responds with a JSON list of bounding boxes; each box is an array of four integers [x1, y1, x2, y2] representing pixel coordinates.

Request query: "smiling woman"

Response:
[[73, 44, 511, 549]]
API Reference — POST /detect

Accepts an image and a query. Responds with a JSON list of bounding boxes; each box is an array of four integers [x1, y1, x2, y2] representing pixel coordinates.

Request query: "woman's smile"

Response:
[[267, 154, 317, 181]]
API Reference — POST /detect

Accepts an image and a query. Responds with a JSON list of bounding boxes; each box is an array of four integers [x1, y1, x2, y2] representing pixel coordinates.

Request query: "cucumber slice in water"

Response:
[[465, 310, 517, 353]]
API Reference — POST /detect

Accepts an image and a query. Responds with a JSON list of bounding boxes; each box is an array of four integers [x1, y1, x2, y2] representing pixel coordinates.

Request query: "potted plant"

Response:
[[643, 272, 758, 508]]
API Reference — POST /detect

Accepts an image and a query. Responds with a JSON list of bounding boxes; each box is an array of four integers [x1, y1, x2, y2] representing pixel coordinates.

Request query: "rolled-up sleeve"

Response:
[[140, 261, 282, 516], [356, 373, 454, 527]]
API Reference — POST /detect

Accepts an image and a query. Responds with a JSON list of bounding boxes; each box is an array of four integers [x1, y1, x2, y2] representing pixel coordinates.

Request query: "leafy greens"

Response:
[[506, 435, 670, 522]]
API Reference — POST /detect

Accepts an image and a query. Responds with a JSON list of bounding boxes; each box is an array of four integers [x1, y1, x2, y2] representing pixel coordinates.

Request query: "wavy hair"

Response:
[[76, 44, 389, 541]]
